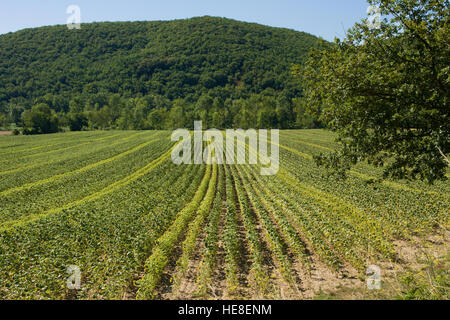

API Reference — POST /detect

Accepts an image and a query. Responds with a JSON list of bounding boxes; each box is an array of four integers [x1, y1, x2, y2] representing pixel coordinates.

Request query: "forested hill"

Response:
[[0, 16, 323, 131]]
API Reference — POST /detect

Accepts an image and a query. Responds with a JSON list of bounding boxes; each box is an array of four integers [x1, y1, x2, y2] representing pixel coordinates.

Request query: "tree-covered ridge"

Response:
[[0, 16, 322, 130]]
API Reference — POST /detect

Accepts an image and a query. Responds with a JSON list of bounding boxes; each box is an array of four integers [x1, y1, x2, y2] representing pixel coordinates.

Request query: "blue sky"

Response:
[[0, 0, 370, 40]]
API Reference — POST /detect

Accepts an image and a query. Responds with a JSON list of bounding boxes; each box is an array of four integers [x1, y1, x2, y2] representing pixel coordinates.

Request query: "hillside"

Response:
[[0, 17, 322, 130]]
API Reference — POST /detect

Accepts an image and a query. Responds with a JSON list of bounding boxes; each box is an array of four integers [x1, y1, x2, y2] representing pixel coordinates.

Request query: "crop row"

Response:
[[196, 164, 225, 297], [136, 157, 213, 299], [228, 163, 272, 296]]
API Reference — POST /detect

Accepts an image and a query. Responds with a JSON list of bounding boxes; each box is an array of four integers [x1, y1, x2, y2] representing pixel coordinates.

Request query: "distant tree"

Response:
[[57, 112, 69, 128], [69, 113, 88, 131], [21, 103, 59, 134], [108, 94, 125, 123], [258, 107, 278, 128], [297, 0, 449, 183], [96, 106, 113, 129], [117, 110, 132, 130], [147, 108, 168, 130], [235, 107, 255, 130], [69, 96, 85, 114], [276, 103, 292, 129], [132, 98, 150, 129], [5, 104, 24, 125], [211, 110, 224, 129], [0, 113, 7, 129], [169, 100, 186, 129], [87, 106, 113, 129], [292, 98, 322, 129], [200, 73, 216, 89], [196, 94, 214, 111], [195, 95, 214, 127]]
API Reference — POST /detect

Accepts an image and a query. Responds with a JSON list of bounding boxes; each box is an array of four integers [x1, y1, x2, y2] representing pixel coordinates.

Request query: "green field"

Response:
[[0, 130, 448, 299]]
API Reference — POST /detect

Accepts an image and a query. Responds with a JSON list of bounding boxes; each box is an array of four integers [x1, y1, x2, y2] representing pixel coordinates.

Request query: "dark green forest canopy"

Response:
[[0, 16, 322, 130]]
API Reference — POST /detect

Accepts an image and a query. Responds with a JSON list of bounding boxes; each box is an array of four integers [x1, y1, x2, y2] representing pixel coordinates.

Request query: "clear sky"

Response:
[[0, 0, 370, 40]]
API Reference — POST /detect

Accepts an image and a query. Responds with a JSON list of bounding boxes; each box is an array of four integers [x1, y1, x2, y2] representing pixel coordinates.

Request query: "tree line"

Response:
[[7, 92, 322, 134]]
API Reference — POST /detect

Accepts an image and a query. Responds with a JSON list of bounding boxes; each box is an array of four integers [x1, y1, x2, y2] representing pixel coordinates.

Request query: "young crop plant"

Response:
[[222, 164, 243, 297], [197, 165, 225, 297], [172, 162, 218, 291], [136, 162, 213, 299], [229, 165, 272, 297], [234, 165, 293, 282], [239, 164, 312, 272]]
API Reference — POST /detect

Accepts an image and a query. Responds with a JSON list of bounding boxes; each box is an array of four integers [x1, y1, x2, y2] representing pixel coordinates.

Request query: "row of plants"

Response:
[[280, 145, 448, 237], [228, 163, 272, 296], [239, 163, 311, 271], [196, 164, 225, 297], [280, 132, 450, 195], [0, 132, 156, 180], [0, 131, 129, 164], [235, 164, 296, 286], [221, 164, 243, 296], [171, 162, 218, 292], [0, 130, 103, 148], [136, 160, 213, 299]]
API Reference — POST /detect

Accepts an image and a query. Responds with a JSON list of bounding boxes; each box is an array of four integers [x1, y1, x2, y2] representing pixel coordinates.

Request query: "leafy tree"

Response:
[[117, 110, 133, 130], [57, 112, 69, 128], [169, 100, 186, 129], [258, 107, 278, 128], [297, 0, 449, 183], [108, 94, 125, 123], [87, 106, 113, 129], [276, 103, 292, 129], [69, 96, 85, 114], [292, 98, 322, 129], [131, 98, 150, 129], [211, 110, 225, 128], [0, 113, 7, 129], [5, 104, 25, 125], [21, 103, 59, 134], [147, 108, 168, 130], [68, 113, 88, 131]]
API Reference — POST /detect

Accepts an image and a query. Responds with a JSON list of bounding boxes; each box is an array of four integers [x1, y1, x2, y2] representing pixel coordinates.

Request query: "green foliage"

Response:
[[297, 0, 449, 183], [68, 113, 88, 131], [21, 103, 59, 134], [222, 165, 241, 295], [137, 163, 213, 299], [0, 130, 447, 299], [396, 254, 449, 300], [0, 17, 323, 130], [0, 113, 7, 129]]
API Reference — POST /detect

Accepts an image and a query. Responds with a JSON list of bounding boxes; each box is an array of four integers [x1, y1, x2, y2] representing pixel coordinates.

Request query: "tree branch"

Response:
[[437, 146, 450, 166]]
